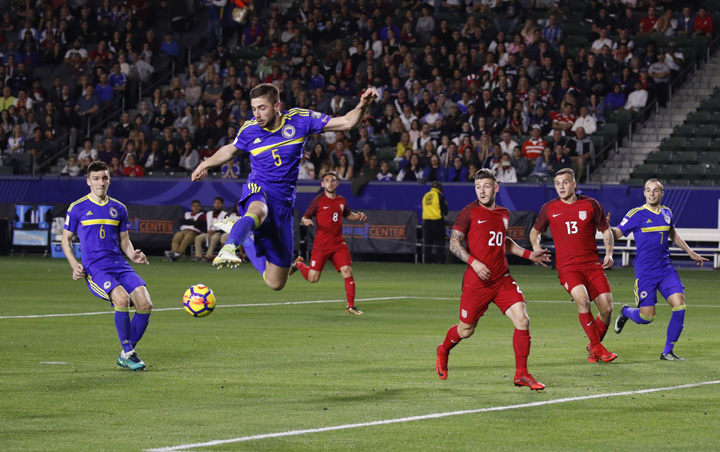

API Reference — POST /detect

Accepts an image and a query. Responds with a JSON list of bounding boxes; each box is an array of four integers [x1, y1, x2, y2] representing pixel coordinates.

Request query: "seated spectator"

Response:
[[75, 85, 100, 133], [25, 129, 49, 167], [77, 138, 98, 161], [397, 154, 423, 182], [165, 200, 206, 261], [359, 154, 381, 179], [376, 161, 395, 181], [693, 7, 713, 38], [499, 129, 518, 156], [548, 145, 571, 177], [624, 81, 648, 113], [298, 150, 315, 180], [330, 141, 353, 168], [61, 155, 81, 176], [334, 153, 353, 180], [567, 127, 595, 181], [179, 141, 199, 172], [193, 197, 228, 262], [109, 156, 123, 177], [447, 156, 468, 182], [571, 106, 597, 135], [511, 147, 530, 178], [492, 153, 518, 183], [164, 143, 181, 172], [123, 154, 145, 177], [483, 144, 503, 169], [422, 154, 447, 182], [530, 146, 553, 178], [522, 125, 546, 161], [143, 140, 165, 172]]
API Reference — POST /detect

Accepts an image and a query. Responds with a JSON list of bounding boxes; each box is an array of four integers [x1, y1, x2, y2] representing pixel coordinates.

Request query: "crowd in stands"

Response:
[[0, 0, 715, 183]]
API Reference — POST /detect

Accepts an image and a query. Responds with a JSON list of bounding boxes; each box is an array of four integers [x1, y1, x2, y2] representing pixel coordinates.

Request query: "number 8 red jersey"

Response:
[[533, 195, 609, 269], [453, 201, 511, 282], [303, 193, 351, 250]]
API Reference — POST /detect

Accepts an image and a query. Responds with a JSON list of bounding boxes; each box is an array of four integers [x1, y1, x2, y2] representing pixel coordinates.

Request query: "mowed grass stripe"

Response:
[[146, 380, 720, 452]]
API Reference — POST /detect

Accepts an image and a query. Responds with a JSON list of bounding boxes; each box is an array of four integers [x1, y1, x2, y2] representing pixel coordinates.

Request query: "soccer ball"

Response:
[[183, 284, 216, 317]]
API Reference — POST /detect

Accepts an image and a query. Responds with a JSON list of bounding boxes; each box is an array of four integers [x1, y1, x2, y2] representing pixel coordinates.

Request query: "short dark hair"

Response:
[[250, 83, 280, 105], [191, 199, 201, 205], [555, 168, 575, 180], [87, 161, 108, 175], [473, 168, 496, 183], [214, 197, 224, 203]]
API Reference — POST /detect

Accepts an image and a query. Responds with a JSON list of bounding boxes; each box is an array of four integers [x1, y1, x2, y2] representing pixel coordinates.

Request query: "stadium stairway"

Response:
[[592, 53, 720, 184]]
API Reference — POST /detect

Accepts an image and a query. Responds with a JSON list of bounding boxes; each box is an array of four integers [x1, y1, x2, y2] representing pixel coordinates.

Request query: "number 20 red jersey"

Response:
[[303, 193, 351, 250], [453, 201, 511, 282], [533, 195, 609, 270]]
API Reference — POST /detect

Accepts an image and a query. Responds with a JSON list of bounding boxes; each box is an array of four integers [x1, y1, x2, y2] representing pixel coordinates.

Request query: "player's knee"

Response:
[[515, 317, 530, 330], [136, 298, 153, 311], [113, 296, 130, 308], [266, 279, 286, 291], [458, 326, 475, 338], [639, 313, 655, 324], [307, 273, 320, 283]]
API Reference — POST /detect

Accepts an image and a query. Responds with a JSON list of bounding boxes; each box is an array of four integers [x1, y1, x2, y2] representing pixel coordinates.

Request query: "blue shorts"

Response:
[[635, 265, 684, 307], [238, 188, 294, 268], [84, 257, 146, 303]]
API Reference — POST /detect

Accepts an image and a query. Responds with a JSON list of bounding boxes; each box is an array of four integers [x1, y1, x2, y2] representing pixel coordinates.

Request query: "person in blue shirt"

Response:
[[62, 161, 153, 370], [612, 178, 708, 360], [192, 83, 377, 291]]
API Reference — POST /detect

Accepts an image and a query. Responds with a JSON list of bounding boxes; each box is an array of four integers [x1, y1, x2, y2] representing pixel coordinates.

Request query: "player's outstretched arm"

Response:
[[601, 227, 615, 269], [450, 229, 491, 280], [61, 229, 85, 280], [120, 231, 148, 265], [347, 211, 367, 222], [611, 226, 624, 240], [669, 228, 709, 267], [191, 143, 241, 181], [323, 88, 378, 132], [505, 238, 551, 267], [300, 216, 314, 226]]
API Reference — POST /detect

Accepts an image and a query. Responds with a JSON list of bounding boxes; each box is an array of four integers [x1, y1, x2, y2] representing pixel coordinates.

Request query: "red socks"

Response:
[[513, 328, 531, 377], [441, 325, 462, 352], [344, 276, 356, 307], [579, 312, 601, 346], [595, 316, 609, 341], [296, 260, 310, 280]]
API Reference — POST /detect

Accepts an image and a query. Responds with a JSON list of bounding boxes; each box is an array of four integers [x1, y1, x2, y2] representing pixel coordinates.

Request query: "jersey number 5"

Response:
[[271, 148, 282, 166]]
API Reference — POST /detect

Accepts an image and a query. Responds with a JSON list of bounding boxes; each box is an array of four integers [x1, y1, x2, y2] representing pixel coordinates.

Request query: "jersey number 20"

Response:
[[488, 231, 503, 246]]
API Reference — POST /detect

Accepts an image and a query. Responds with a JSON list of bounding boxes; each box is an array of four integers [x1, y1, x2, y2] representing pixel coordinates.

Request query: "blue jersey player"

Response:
[[191, 83, 377, 290], [62, 161, 153, 371], [612, 179, 708, 361]]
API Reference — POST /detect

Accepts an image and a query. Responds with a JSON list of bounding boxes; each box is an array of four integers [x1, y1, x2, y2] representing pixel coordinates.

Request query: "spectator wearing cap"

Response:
[[522, 125, 547, 162]]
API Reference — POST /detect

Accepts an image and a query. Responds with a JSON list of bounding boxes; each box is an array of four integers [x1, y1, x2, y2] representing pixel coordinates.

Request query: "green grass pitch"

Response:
[[1, 256, 718, 451]]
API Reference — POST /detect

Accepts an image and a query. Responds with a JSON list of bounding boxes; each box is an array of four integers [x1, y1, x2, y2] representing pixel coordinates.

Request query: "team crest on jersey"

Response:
[[340, 204, 344, 211], [640, 291, 648, 299], [103, 281, 112, 290], [461, 309, 467, 319], [281, 125, 296, 138], [109, 207, 118, 218], [578, 210, 587, 221], [503, 218, 508, 230], [664, 215, 671, 224], [564, 282, 569, 290]]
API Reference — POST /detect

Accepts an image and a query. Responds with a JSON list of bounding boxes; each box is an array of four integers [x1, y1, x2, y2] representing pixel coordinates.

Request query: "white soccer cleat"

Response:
[[213, 244, 242, 269], [213, 217, 237, 234]]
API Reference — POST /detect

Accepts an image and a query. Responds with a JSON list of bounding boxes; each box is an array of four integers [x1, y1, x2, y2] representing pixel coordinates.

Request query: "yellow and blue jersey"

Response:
[[64, 195, 132, 266], [233, 108, 330, 206], [617, 204, 674, 276]]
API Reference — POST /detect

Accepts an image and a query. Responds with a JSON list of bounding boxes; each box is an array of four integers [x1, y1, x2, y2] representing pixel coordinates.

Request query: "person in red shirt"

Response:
[[639, 7, 658, 35], [291, 172, 368, 315], [435, 168, 551, 390], [529, 168, 617, 363], [694, 7, 714, 38], [122, 154, 145, 177]]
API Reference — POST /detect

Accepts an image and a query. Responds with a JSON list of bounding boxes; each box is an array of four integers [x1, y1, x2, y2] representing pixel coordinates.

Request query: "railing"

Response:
[[627, 98, 659, 143], [136, 60, 176, 109]]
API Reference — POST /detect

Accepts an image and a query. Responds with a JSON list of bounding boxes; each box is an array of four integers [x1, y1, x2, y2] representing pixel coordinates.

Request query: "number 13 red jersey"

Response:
[[303, 193, 351, 250], [453, 201, 510, 282], [533, 195, 609, 269]]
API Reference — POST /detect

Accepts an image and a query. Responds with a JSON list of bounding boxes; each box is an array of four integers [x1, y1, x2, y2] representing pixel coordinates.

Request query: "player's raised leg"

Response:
[[214, 200, 267, 269], [505, 302, 544, 390]]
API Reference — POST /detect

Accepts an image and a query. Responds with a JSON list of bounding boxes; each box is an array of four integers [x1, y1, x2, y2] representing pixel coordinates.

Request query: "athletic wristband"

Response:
[[523, 249, 532, 259], [467, 256, 476, 266]]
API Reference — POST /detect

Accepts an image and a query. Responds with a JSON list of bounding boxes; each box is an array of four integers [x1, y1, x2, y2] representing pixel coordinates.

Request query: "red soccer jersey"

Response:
[[533, 195, 609, 269], [454, 201, 510, 282], [304, 193, 351, 250]]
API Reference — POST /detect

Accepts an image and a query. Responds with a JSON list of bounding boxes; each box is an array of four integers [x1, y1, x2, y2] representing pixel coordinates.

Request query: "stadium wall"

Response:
[[0, 177, 718, 229]]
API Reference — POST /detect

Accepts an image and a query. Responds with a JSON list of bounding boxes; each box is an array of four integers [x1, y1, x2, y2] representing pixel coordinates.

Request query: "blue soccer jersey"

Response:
[[233, 108, 330, 206], [64, 195, 132, 266], [617, 204, 674, 277]]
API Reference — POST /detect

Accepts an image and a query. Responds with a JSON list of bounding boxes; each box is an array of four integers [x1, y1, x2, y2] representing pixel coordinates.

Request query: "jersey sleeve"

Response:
[[119, 204, 132, 233], [64, 207, 79, 234], [307, 109, 331, 134], [232, 124, 250, 151], [533, 202, 550, 233], [616, 210, 637, 236], [592, 199, 610, 232], [303, 194, 321, 219], [453, 204, 473, 234], [341, 198, 351, 218]]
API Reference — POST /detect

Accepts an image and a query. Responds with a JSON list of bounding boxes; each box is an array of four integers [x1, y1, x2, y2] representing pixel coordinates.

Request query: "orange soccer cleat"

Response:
[[514, 374, 546, 391], [435, 345, 449, 380]]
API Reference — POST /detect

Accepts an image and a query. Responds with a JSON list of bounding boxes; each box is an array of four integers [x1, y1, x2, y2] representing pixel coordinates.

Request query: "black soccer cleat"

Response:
[[614, 304, 629, 334], [660, 351, 685, 361]]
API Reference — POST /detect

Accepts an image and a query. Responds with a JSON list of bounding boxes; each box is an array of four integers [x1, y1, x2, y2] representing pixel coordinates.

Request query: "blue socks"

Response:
[[663, 306, 686, 355], [226, 214, 259, 248], [623, 306, 653, 324], [242, 236, 267, 278], [114, 308, 133, 353], [130, 312, 151, 347]]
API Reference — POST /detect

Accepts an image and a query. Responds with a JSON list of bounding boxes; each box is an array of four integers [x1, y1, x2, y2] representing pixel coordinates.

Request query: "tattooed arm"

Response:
[[601, 227, 615, 269], [450, 228, 491, 280]]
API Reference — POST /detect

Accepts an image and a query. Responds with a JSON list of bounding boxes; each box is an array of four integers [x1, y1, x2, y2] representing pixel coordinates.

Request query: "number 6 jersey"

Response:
[[533, 195, 609, 269], [453, 201, 511, 282]]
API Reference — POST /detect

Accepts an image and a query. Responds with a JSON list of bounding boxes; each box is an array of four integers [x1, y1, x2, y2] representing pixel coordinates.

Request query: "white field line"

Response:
[[145, 380, 720, 452], [1, 298, 718, 320]]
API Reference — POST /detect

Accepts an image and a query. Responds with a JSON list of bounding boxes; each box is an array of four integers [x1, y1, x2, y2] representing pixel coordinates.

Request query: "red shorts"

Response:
[[309, 243, 352, 272], [459, 272, 525, 324], [557, 262, 611, 300]]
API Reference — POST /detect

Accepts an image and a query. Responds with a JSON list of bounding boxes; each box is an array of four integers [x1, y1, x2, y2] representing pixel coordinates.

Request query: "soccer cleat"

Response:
[[660, 351, 685, 361], [125, 350, 146, 371], [514, 374, 546, 391], [614, 304, 629, 334], [346, 306, 363, 315], [586, 344, 598, 363], [289, 256, 304, 276], [213, 217, 237, 234], [117, 352, 128, 369], [435, 345, 448, 380], [592, 344, 618, 363], [213, 244, 242, 269], [164, 250, 178, 261]]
